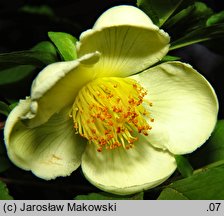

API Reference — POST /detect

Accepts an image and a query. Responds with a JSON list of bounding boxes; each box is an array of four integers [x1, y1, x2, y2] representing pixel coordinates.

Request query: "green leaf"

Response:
[[0, 41, 58, 75], [164, 2, 218, 50], [75, 192, 144, 200], [31, 41, 58, 57], [207, 11, 224, 26], [190, 120, 224, 169], [0, 41, 58, 98], [204, 11, 224, 55], [0, 50, 57, 67], [137, 0, 184, 26], [20, 5, 55, 17], [158, 165, 224, 200], [175, 155, 193, 178], [0, 65, 36, 86], [9, 102, 18, 110], [170, 23, 224, 50], [0, 181, 13, 200], [0, 101, 11, 116], [48, 31, 77, 61], [164, 2, 213, 33], [161, 55, 181, 62], [157, 188, 188, 200]]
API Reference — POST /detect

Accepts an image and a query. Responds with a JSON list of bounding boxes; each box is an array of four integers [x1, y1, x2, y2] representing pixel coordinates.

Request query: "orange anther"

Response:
[[72, 77, 152, 153], [97, 147, 102, 152], [116, 127, 121, 133]]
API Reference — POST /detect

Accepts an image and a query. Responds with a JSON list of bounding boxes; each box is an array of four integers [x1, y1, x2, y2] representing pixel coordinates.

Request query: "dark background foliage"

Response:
[[0, 0, 223, 199]]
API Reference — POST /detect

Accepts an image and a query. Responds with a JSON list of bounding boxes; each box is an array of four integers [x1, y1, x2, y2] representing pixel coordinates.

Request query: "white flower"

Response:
[[4, 5, 218, 195]]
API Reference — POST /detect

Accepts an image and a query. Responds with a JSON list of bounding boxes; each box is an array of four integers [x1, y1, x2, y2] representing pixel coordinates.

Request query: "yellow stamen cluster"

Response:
[[71, 77, 153, 152]]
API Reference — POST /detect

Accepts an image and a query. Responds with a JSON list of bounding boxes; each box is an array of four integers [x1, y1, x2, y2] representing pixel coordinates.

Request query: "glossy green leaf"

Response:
[[75, 192, 144, 200], [31, 41, 58, 57], [0, 181, 13, 200], [0, 50, 57, 67], [137, 0, 183, 26], [158, 165, 224, 200], [48, 31, 77, 61], [0, 41, 58, 76], [0, 65, 36, 86], [172, 0, 196, 13], [165, 2, 218, 50], [190, 120, 224, 169], [157, 188, 188, 200], [0, 41, 58, 96], [207, 11, 224, 26], [161, 55, 181, 62], [9, 102, 18, 110], [0, 101, 11, 116], [175, 155, 193, 178], [164, 2, 213, 33], [204, 11, 224, 54], [170, 23, 224, 50]]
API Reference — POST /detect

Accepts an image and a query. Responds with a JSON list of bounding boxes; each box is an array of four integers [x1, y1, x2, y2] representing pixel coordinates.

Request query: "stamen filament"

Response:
[[71, 77, 153, 152]]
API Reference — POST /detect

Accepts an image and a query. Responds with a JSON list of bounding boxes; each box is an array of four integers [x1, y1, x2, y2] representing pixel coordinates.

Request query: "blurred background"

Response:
[[0, 0, 223, 51]]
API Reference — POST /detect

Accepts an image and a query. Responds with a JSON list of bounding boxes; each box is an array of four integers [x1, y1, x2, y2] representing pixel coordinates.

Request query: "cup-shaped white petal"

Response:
[[4, 99, 85, 179], [131, 61, 219, 154], [81, 136, 176, 195], [93, 5, 155, 29], [77, 5, 170, 78], [23, 52, 100, 128]]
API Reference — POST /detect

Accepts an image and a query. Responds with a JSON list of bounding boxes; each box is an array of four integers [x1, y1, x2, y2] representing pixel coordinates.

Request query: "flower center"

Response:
[[71, 77, 154, 152]]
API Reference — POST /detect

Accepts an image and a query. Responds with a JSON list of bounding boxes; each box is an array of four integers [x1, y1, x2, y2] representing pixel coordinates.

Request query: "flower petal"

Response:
[[77, 5, 170, 77], [93, 5, 155, 28], [4, 98, 86, 179], [21, 52, 100, 128], [131, 61, 219, 154], [81, 136, 176, 195]]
